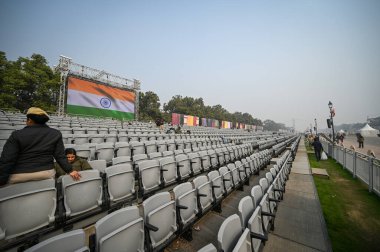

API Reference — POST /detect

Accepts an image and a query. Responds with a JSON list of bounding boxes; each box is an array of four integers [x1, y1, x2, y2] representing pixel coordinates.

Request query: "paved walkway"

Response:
[[263, 138, 332, 252], [341, 135, 380, 158]]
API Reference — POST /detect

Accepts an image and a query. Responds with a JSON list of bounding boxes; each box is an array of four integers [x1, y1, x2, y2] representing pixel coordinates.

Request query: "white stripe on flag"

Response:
[[67, 89, 135, 113]]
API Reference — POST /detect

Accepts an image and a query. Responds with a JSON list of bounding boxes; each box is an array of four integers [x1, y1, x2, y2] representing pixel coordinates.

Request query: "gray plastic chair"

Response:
[[95, 143, 115, 164], [156, 140, 167, 152], [90, 134, 105, 144], [139, 159, 161, 195], [75, 144, 91, 160], [247, 207, 267, 252], [160, 156, 178, 186], [148, 152, 163, 160], [251, 186, 263, 209], [60, 170, 103, 218], [173, 182, 198, 230], [238, 196, 255, 229], [217, 214, 242, 252], [219, 166, 233, 194], [105, 163, 135, 204], [143, 191, 177, 252], [72, 134, 90, 145], [0, 179, 56, 240], [94, 206, 144, 252], [175, 154, 191, 180], [188, 152, 202, 175], [232, 228, 252, 252], [130, 141, 146, 155], [207, 171, 224, 202], [88, 160, 107, 173], [162, 150, 174, 157], [199, 151, 211, 172], [105, 133, 117, 143], [114, 142, 131, 157], [193, 175, 213, 215], [207, 149, 219, 169], [145, 141, 158, 154], [227, 163, 241, 188], [25, 229, 89, 252], [112, 156, 132, 166]]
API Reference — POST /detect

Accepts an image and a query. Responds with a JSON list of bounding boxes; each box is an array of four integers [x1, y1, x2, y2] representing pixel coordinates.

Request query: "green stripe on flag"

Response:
[[67, 104, 134, 120]]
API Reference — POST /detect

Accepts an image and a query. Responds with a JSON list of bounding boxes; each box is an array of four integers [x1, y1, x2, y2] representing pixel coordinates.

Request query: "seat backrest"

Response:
[[207, 170, 224, 200], [114, 142, 131, 157], [250, 185, 263, 209], [95, 206, 143, 252], [88, 160, 107, 173], [193, 175, 213, 213], [188, 152, 202, 175], [60, 170, 103, 217], [148, 152, 163, 160], [95, 143, 114, 163], [266, 172, 273, 184], [247, 207, 265, 252], [217, 214, 242, 252], [199, 151, 211, 171], [162, 150, 174, 157], [238, 196, 255, 229], [232, 228, 251, 252], [75, 145, 91, 160], [0, 179, 56, 240], [143, 192, 177, 250], [218, 166, 233, 193], [160, 156, 178, 185], [175, 154, 191, 179], [139, 159, 161, 193], [173, 182, 198, 227], [90, 134, 105, 144], [105, 163, 135, 203], [144, 141, 158, 154], [259, 178, 269, 193], [25, 229, 88, 252], [227, 163, 240, 186], [156, 140, 167, 152], [112, 156, 132, 166], [130, 141, 146, 155]]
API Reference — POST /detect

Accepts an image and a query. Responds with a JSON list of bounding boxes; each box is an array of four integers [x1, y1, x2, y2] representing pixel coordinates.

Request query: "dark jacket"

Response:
[[312, 140, 323, 152], [0, 124, 72, 185], [54, 156, 92, 178]]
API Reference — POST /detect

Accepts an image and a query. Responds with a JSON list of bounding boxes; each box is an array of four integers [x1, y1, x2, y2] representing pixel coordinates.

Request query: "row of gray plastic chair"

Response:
[[20, 148, 282, 252], [0, 145, 272, 251], [199, 150, 294, 252]]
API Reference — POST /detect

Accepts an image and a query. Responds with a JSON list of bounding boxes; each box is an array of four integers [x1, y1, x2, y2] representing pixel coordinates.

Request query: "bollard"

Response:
[[353, 152, 357, 178], [369, 157, 373, 193]]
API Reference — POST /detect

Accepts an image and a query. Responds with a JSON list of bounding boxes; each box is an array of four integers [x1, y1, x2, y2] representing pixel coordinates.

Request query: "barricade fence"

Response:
[[321, 140, 380, 197]]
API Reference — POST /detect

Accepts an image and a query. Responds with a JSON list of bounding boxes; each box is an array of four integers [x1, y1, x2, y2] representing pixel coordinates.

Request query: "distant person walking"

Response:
[[357, 133, 364, 148], [311, 136, 323, 162]]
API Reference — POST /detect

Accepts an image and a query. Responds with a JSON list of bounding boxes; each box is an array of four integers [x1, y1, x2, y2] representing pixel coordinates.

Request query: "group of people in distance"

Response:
[[0, 107, 91, 187]]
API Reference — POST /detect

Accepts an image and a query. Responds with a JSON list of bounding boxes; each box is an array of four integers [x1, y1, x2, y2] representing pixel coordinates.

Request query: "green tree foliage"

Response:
[[263, 119, 287, 131], [163, 95, 263, 126], [0, 52, 60, 112], [139, 91, 162, 121]]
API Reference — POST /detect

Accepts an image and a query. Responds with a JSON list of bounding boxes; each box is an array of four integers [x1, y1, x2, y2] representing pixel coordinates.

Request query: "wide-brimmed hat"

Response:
[[26, 107, 49, 118]]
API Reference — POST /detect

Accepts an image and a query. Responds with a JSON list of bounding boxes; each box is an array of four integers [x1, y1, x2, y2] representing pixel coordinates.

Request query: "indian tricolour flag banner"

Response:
[[66, 77, 135, 120]]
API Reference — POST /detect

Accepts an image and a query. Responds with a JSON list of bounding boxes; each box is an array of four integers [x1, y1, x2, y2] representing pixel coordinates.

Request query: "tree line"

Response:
[[1, 52, 289, 130]]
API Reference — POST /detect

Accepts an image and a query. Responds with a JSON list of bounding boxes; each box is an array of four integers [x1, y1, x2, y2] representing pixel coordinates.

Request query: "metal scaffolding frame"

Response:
[[55, 55, 140, 120]]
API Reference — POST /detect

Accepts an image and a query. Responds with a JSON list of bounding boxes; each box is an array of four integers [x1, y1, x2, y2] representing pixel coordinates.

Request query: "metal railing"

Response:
[[321, 140, 380, 197]]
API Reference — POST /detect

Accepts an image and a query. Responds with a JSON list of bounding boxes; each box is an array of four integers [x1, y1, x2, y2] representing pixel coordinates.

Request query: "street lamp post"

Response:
[[328, 101, 335, 144], [314, 118, 318, 135]]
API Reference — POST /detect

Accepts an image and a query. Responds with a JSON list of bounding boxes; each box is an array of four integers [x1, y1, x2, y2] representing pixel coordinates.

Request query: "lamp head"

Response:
[[328, 101, 333, 109]]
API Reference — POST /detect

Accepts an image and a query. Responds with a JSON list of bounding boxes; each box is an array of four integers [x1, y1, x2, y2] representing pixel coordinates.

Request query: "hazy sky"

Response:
[[1, 0, 379, 130]]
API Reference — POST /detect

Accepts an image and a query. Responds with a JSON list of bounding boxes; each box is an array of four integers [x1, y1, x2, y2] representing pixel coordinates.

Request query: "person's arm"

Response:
[[0, 132, 19, 186], [81, 159, 92, 170]]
